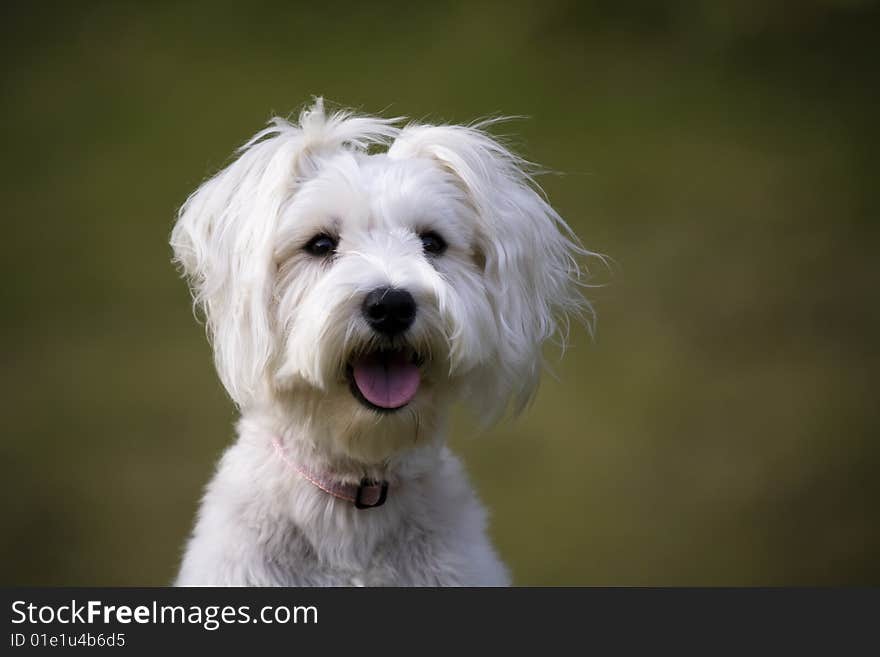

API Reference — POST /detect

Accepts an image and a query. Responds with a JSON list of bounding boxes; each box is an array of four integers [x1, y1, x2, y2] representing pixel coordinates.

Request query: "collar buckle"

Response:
[[354, 479, 389, 509]]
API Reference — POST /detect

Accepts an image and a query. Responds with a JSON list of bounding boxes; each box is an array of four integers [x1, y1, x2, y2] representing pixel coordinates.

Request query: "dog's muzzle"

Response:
[[347, 286, 422, 412]]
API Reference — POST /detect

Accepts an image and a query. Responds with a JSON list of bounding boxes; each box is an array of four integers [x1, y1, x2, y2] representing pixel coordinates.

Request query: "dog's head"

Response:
[[172, 99, 594, 461]]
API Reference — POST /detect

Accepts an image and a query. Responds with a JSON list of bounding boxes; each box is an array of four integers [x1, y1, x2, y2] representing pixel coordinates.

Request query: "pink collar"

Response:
[[272, 438, 389, 509]]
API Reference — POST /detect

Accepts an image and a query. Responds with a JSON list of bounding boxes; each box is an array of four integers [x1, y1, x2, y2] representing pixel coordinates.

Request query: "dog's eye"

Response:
[[304, 234, 338, 257], [419, 231, 447, 256]]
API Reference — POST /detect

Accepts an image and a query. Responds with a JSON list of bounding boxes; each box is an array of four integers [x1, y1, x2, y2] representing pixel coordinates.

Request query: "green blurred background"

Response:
[[2, 0, 878, 585]]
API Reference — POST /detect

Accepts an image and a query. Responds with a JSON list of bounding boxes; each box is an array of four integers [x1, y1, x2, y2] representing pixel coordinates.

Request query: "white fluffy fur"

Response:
[[171, 99, 593, 586]]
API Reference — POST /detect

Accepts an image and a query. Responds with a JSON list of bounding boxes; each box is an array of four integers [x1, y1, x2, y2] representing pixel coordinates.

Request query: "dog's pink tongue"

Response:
[[352, 351, 420, 409]]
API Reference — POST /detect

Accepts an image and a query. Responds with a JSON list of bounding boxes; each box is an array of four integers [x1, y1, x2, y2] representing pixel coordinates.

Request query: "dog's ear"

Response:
[[171, 98, 399, 406], [389, 121, 595, 418]]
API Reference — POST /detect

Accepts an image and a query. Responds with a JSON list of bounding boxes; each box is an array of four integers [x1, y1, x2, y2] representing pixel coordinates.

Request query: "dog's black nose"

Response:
[[362, 287, 416, 336]]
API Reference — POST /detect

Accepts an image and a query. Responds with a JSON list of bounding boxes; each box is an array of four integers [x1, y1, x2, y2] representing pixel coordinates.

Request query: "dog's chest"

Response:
[[309, 535, 455, 586], [276, 507, 462, 586]]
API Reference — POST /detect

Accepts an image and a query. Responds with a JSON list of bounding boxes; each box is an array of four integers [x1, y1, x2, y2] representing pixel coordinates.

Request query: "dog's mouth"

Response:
[[346, 348, 422, 413]]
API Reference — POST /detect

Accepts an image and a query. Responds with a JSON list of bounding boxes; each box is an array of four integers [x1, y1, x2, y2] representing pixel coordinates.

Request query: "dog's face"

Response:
[[172, 100, 591, 462], [275, 153, 489, 410]]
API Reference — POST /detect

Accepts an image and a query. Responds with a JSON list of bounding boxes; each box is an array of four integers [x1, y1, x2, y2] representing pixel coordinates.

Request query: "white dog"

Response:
[[171, 99, 593, 586]]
